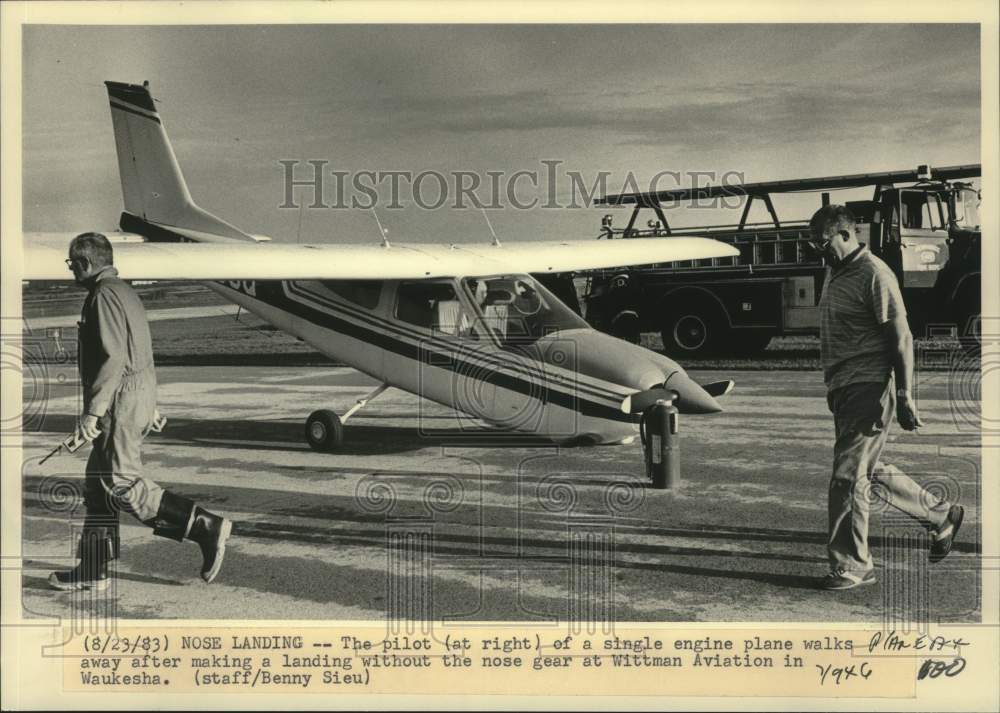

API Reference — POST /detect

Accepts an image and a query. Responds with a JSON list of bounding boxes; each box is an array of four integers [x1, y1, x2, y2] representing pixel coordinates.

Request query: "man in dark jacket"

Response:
[[49, 233, 232, 591], [811, 206, 963, 591]]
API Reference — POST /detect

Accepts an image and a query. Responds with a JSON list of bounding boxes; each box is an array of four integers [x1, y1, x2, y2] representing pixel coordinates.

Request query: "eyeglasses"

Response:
[[65, 258, 81, 268]]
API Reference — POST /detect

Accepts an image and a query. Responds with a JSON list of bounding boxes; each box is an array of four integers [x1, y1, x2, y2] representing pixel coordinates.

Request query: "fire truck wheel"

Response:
[[305, 409, 344, 452], [610, 310, 641, 344], [660, 301, 727, 356]]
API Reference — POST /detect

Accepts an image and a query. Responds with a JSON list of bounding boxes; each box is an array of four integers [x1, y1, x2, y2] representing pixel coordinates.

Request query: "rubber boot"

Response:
[[48, 527, 116, 591], [150, 491, 197, 542], [187, 507, 233, 583], [148, 491, 232, 583]]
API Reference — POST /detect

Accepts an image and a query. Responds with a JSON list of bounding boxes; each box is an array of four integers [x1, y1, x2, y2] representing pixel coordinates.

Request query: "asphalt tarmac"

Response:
[[19, 365, 981, 622]]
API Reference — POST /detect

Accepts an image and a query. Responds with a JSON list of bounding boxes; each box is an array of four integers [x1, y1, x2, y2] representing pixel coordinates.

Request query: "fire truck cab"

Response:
[[580, 165, 981, 356]]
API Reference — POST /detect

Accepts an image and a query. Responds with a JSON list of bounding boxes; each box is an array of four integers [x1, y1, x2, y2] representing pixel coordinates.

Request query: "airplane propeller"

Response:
[[620, 377, 734, 415]]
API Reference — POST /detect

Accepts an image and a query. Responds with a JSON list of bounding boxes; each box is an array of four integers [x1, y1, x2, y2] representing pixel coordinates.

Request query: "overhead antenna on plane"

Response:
[[370, 209, 390, 248], [481, 208, 501, 247]]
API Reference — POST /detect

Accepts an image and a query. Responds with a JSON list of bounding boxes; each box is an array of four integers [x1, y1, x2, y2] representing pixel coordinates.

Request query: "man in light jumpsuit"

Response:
[[810, 205, 964, 590], [49, 233, 233, 590]]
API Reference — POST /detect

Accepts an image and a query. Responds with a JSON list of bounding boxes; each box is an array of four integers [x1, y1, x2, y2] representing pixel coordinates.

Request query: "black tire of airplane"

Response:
[[659, 298, 728, 357], [305, 409, 344, 452]]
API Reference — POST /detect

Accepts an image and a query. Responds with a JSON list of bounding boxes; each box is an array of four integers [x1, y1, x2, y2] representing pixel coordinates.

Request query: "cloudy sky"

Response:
[[22, 24, 980, 244]]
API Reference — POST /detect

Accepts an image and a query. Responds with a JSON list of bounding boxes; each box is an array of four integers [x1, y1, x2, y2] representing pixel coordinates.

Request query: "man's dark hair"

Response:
[[809, 204, 856, 239], [69, 232, 114, 267]]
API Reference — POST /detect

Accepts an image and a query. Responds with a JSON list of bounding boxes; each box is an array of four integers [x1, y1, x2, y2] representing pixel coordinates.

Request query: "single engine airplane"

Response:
[[23, 81, 739, 450]]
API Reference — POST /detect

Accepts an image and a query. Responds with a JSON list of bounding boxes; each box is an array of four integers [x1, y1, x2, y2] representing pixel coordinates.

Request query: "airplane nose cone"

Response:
[[664, 371, 723, 414], [536, 330, 668, 391], [533, 329, 725, 414]]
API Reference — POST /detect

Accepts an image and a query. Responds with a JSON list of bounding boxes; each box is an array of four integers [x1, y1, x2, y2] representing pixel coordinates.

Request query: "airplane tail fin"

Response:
[[105, 81, 257, 243]]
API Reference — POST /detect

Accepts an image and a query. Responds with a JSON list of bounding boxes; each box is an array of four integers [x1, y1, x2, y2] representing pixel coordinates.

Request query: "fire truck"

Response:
[[580, 164, 981, 355]]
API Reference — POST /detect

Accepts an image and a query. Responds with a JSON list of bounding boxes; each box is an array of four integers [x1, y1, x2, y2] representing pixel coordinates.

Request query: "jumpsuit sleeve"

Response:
[[85, 288, 128, 418]]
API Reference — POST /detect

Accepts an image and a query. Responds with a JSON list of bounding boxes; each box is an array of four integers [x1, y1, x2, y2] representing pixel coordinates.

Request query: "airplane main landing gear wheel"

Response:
[[305, 409, 344, 452], [303, 384, 389, 453]]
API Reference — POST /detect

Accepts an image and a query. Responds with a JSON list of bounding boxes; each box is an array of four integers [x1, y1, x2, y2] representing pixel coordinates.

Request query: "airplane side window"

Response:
[[396, 281, 462, 333], [435, 300, 462, 336], [320, 280, 382, 309]]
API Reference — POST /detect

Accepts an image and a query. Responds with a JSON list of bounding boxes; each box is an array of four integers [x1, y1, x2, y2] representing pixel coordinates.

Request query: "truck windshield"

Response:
[[462, 274, 589, 347], [952, 188, 981, 230]]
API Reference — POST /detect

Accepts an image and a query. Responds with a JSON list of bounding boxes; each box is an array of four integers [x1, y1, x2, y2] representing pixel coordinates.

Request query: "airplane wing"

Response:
[[23, 233, 738, 281]]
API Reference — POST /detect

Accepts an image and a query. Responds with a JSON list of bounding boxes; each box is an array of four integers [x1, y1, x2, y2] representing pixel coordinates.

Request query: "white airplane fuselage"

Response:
[[208, 274, 720, 445], [68, 79, 727, 446]]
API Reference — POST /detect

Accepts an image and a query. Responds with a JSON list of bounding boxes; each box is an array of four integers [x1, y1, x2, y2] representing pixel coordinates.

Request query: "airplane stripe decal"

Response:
[[109, 99, 162, 124], [119, 212, 190, 242], [105, 81, 158, 112], [283, 280, 629, 404], [221, 281, 630, 423], [277, 285, 628, 421]]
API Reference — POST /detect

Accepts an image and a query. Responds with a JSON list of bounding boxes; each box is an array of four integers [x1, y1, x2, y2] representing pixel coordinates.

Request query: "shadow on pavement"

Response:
[[27, 414, 555, 455]]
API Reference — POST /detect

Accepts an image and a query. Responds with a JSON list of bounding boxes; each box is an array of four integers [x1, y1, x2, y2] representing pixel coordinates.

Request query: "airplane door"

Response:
[[486, 345, 549, 435], [387, 280, 498, 429]]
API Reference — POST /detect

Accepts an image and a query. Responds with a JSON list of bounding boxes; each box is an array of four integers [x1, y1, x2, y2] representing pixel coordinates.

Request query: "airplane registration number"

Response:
[[222, 280, 257, 297]]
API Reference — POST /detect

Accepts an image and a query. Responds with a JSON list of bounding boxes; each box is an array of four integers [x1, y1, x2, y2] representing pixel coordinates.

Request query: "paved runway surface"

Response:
[[20, 365, 981, 622], [23, 304, 240, 330]]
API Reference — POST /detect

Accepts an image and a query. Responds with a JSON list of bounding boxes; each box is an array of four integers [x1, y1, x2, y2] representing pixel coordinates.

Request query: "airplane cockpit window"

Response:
[[318, 280, 383, 309], [462, 275, 589, 348]]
